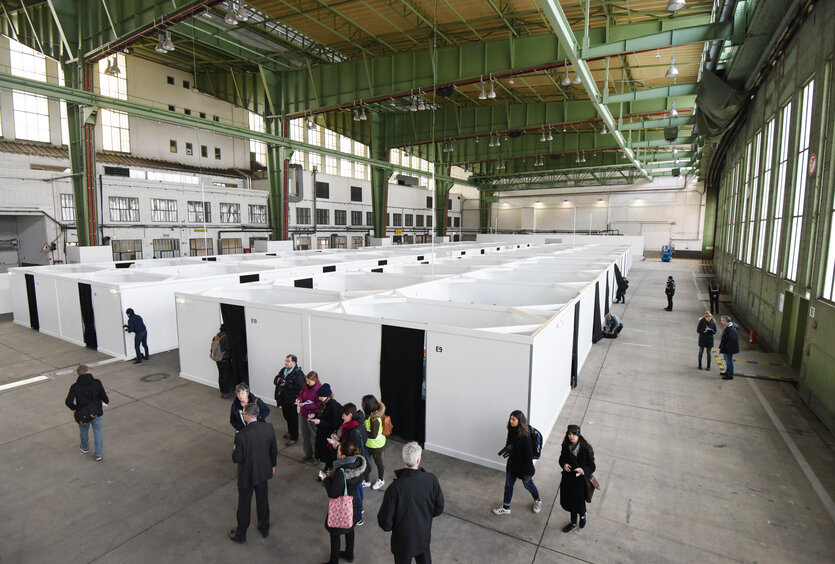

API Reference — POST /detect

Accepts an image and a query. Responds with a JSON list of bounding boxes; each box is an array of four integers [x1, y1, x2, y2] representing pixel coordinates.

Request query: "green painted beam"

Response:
[[630, 136, 696, 148], [585, 21, 732, 58], [604, 83, 699, 103], [617, 115, 695, 131]]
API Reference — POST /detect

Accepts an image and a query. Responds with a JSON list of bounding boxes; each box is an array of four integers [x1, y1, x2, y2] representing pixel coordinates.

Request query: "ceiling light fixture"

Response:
[[666, 0, 686, 12], [665, 57, 679, 79], [155, 33, 167, 53], [669, 103, 678, 118], [162, 29, 175, 52], [235, 2, 249, 21], [546, 128, 553, 141], [508, 76, 515, 85], [655, 48, 661, 60], [581, 151, 587, 163], [417, 96, 426, 111], [360, 107, 367, 121], [561, 60, 571, 86], [203, 7, 213, 19], [572, 73, 582, 85], [540, 128, 547, 142], [487, 77, 496, 99], [306, 116, 317, 130], [489, 136, 496, 147], [353, 108, 361, 122], [601, 124, 608, 134], [478, 78, 487, 100], [224, 3, 238, 25], [575, 152, 581, 163], [410, 96, 418, 112], [106, 56, 121, 76]]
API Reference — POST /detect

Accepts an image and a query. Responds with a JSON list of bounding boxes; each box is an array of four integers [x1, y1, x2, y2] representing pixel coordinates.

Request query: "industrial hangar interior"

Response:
[[0, 1, 833, 563]]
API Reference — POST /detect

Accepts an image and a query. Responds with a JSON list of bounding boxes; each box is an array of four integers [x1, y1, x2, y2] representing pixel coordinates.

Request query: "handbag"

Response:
[[584, 474, 601, 503], [326, 469, 354, 528], [382, 415, 393, 436]]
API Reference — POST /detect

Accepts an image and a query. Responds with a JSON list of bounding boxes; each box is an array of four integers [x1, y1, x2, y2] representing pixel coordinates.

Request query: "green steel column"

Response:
[[434, 177, 453, 238], [266, 117, 287, 240], [479, 188, 493, 233], [63, 61, 98, 246], [702, 183, 717, 259], [370, 113, 389, 238]]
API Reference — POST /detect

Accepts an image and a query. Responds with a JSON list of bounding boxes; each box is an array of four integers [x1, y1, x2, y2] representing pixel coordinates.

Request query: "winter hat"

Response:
[[567, 424, 582, 435], [318, 383, 332, 398]]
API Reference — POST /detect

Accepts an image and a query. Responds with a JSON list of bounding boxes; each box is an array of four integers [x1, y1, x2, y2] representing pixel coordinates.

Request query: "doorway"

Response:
[[571, 301, 581, 389], [604, 272, 610, 314], [25, 273, 39, 330], [220, 303, 249, 385], [380, 325, 426, 444], [591, 281, 602, 343], [779, 292, 808, 370], [78, 283, 97, 350]]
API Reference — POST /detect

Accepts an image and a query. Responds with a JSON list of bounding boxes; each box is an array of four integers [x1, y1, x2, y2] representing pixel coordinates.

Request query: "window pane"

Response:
[[786, 80, 815, 281]]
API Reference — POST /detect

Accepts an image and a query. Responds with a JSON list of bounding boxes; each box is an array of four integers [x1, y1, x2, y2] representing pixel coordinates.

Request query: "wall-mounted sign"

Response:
[[808, 153, 817, 176]]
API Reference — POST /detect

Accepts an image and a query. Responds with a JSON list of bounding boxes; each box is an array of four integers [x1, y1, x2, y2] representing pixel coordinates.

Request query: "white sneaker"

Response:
[[372, 479, 385, 490], [361, 480, 372, 488], [533, 499, 542, 513], [492, 507, 511, 515]]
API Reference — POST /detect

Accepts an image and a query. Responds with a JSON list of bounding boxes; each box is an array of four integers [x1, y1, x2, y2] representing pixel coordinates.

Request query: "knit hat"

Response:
[[567, 424, 581, 435], [318, 383, 332, 398]]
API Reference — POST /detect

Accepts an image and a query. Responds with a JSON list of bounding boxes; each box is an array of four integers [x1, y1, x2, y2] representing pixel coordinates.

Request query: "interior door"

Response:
[[25, 273, 39, 330], [380, 325, 426, 444], [591, 281, 602, 343], [78, 282, 97, 350], [571, 301, 581, 389]]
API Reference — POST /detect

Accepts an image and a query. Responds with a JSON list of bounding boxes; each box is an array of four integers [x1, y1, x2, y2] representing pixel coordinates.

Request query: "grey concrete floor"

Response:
[[1, 258, 834, 564]]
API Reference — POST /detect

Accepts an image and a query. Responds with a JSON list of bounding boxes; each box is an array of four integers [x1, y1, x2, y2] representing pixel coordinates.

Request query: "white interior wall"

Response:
[[176, 296, 222, 387], [9, 270, 29, 326], [55, 278, 84, 345], [91, 286, 125, 358], [32, 275, 60, 337], [245, 307, 307, 406]]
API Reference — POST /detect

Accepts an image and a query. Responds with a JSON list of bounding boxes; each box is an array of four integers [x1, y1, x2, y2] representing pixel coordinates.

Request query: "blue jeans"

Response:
[[698, 346, 711, 368], [357, 479, 364, 515], [723, 354, 734, 378], [134, 330, 148, 360], [502, 469, 539, 508], [80, 416, 103, 457]]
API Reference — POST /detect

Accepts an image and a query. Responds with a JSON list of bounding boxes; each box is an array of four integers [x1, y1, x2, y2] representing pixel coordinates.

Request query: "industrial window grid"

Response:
[[746, 135, 762, 265], [249, 111, 266, 166], [737, 144, 751, 262], [249, 204, 267, 224], [98, 53, 130, 152], [60, 194, 75, 222], [350, 211, 362, 226], [220, 238, 243, 255], [151, 198, 178, 222], [111, 239, 143, 261], [189, 237, 213, 256], [296, 207, 311, 224], [152, 238, 180, 258], [405, 214, 413, 227], [756, 119, 775, 270], [334, 209, 347, 225], [393, 213, 402, 226], [316, 208, 330, 225], [219, 203, 241, 223], [109, 196, 140, 222], [769, 102, 794, 274], [786, 79, 815, 282]]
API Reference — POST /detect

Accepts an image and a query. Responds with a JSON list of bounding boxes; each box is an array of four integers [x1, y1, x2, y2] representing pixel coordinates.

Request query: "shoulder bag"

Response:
[[584, 474, 601, 503], [327, 469, 354, 528]]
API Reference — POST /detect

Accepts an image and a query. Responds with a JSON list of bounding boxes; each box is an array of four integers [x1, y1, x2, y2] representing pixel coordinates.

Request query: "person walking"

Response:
[[298, 371, 322, 464], [719, 315, 740, 380], [123, 308, 149, 363], [708, 280, 721, 314], [229, 382, 271, 431], [558, 424, 596, 532], [362, 394, 387, 490], [211, 325, 234, 398], [274, 354, 305, 446], [321, 442, 366, 564], [65, 364, 109, 461], [664, 276, 676, 311], [312, 384, 342, 471], [228, 402, 278, 543], [697, 312, 718, 371], [615, 277, 629, 303], [492, 410, 543, 516], [378, 441, 445, 564]]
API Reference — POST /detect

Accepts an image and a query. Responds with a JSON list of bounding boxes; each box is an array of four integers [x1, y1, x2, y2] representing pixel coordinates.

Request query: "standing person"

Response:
[[123, 308, 149, 364], [719, 315, 740, 380], [708, 280, 721, 314], [298, 371, 322, 464], [321, 442, 365, 564], [312, 384, 342, 471], [65, 364, 109, 461], [664, 276, 676, 311], [212, 325, 234, 398], [362, 394, 387, 490], [332, 403, 372, 522], [274, 354, 305, 446], [615, 277, 629, 303], [492, 410, 542, 516], [697, 312, 718, 371], [378, 442, 445, 564], [559, 424, 595, 532], [229, 382, 270, 431], [229, 402, 278, 543]]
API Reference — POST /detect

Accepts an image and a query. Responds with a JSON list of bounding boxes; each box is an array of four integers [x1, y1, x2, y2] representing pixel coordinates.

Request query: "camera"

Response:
[[497, 445, 513, 458]]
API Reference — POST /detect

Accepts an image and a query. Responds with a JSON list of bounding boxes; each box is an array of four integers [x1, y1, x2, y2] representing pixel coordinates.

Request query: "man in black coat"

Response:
[[65, 364, 109, 461], [719, 315, 740, 380], [123, 308, 149, 363], [708, 280, 721, 314], [664, 276, 676, 311], [273, 354, 305, 446], [229, 402, 278, 543], [615, 277, 628, 303], [378, 441, 444, 564]]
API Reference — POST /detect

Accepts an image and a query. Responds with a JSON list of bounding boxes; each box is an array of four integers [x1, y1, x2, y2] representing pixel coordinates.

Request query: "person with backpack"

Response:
[[492, 410, 543, 516], [274, 354, 305, 446], [362, 394, 387, 490], [211, 325, 234, 398], [664, 276, 676, 311], [559, 424, 596, 532], [65, 364, 110, 461]]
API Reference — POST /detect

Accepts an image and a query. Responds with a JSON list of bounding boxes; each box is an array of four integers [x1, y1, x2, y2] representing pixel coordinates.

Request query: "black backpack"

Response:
[[530, 426, 543, 459]]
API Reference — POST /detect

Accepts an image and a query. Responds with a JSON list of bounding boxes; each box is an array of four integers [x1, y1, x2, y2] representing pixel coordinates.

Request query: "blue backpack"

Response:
[[530, 426, 543, 459]]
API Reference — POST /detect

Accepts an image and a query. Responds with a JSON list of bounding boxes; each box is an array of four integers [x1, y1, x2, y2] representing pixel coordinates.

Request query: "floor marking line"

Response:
[[89, 357, 122, 367], [747, 378, 835, 525], [0, 375, 50, 392]]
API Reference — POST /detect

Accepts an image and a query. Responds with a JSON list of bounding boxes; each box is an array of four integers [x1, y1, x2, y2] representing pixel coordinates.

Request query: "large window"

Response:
[[152, 238, 180, 258], [738, 143, 752, 262], [220, 203, 241, 223], [10, 40, 49, 142], [151, 198, 178, 222], [249, 204, 267, 224], [769, 102, 793, 274], [392, 213, 402, 227], [334, 209, 347, 225], [296, 207, 311, 224], [221, 238, 243, 255], [249, 111, 266, 166], [339, 135, 352, 177], [324, 130, 338, 174], [112, 239, 143, 260], [187, 201, 211, 223], [416, 214, 424, 227], [60, 193, 75, 222], [786, 80, 815, 281], [98, 53, 130, 152], [109, 197, 139, 222], [756, 119, 775, 269], [316, 209, 330, 225], [745, 133, 762, 265], [189, 238, 213, 256], [366, 212, 373, 226], [351, 211, 362, 226]]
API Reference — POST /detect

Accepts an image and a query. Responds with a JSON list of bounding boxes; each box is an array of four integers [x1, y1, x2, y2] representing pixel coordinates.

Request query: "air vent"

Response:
[[104, 166, 130, 177]]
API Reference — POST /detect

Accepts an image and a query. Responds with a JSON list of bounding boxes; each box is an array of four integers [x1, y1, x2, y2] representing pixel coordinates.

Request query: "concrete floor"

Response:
[[1, 258, 834, 564]]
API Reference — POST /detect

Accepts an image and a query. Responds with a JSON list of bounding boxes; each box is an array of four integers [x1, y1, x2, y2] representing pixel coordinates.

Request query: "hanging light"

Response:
[[666, 0, 686, 11], [495, 135, 501, 147], [360, 107, 367, 121], [410, 96, 418, 112], [155, 33, 167, 53], [581, 151, 587, 163], [478, 79, 487, 100], [487, 78, 496, 99], [488, 136, 495, 147], [540, 128, 547, 142], [546, 128, 553, 141], [306, 117, 317, 130], [562, 125, 567, 133], [561, 60, 571, 86], [224, 6, 238, 25], [669, 103, 678, 118], [601, 124, 607, 134], [203, 7, 213, 19], [575, 152, 581, 163], [107, 56, 121, 76], [508, 76, 515, 85], [655, 48, 661, 60], [162, 29, 175, 52], [417, 96, 426, 111], [352, 108, 361, 122], [572, 73, 582, 85], [673, 147, 679, 156], [665, 57, 679, 79], [235, 2, 249, 21]]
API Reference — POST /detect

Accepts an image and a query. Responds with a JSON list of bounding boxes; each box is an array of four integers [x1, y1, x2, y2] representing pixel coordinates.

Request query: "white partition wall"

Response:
[[175, 295, 222, 388], [245, 307, 307, 405], [33, 276, 60, 337], [529, 306, 574, 447], [91, 286, 126, 358], [55, 278, 84, 345]]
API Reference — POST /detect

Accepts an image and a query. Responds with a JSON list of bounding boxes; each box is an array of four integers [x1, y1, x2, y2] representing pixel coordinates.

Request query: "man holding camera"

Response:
[[274, 354, 305, 446], [123, 308, 148, 364]]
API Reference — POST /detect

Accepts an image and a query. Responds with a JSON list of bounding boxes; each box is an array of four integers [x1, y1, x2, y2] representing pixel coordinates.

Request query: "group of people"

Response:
[[697, 311, 739, 380]]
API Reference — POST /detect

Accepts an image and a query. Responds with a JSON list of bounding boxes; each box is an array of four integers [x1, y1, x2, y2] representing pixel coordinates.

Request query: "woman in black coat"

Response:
[[558, 424, 596, 532], [321, 442, 366, 564], [697, 312, 718, 371], [312, 383, 342, 470], [492, 410, 542, 515]]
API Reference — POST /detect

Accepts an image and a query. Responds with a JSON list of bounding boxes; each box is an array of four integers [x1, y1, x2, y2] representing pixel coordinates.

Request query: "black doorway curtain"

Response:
[[220, 303, 249, 386], [614, 263, 624, 286], [605, 272, 610, 315], [25, 274, 39, 330], [571, 301, 581, 388], [380, 325, 426, 444], [591, 282, 603, 343], [78, 283, 97, 350]]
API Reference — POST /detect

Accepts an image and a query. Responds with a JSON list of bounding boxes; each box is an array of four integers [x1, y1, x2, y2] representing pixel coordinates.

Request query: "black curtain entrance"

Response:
[[614, 264, 624, 286], [605, 273, 610, 315], [571, 301, 581, 389], [591, 282, 603, 343], [25, 274, 39, 330], [78, 283, 97, 350], [220, 303, 249, 386], [380, 325, 426, 444]]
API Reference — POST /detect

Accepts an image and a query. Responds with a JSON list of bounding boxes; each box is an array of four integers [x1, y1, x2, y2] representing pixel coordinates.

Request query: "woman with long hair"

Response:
[[361, 394, 387, 490], [492, 410, 542, 515], [558, 424, 596, 532], [320, 441, 366, 564], [311, 383, 342, 471], [298, 371, 322, 463]]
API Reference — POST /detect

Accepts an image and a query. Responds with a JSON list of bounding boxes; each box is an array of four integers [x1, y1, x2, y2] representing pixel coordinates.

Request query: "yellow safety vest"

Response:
[[365, 416, 386, 448]]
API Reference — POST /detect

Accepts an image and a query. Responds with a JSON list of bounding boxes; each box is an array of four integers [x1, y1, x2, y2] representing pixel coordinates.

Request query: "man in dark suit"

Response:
[[229, 402, 277, 543]]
